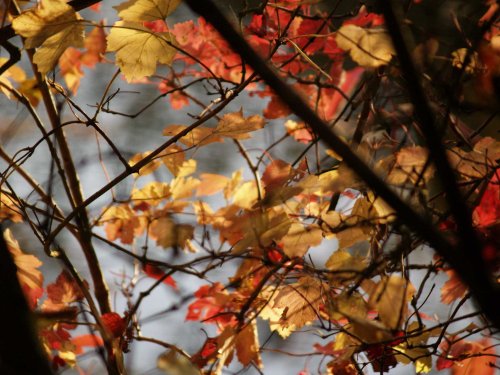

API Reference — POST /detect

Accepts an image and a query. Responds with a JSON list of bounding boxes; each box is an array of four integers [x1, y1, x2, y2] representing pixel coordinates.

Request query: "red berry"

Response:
[[101, 312, 126, 338]]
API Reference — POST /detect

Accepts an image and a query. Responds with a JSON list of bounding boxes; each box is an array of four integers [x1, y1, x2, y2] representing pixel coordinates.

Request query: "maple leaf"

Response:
[[42, 270, 85, 311], [149, 216, 194, 250], [368, 275, 416, 330], [107, 21, 177, 81], [215, 110, 266, 140], [131, 182, 171, 209], [4, 229, 43, 307], [281, 222, 323, 258], [170, 176, 200, 200], [99, 204, 145, 244], [270, 277, 324, 332], [129, 151, 162, 176], [441, 270, 468, 305], [115, 0, 182, 22], [335, 24, 394, 68], [12, 0, 84, 74], [163, 125, 221, 147], [196, 173, 230, 196], [160, 144, 186, 176], [186, 283, 234, 327]]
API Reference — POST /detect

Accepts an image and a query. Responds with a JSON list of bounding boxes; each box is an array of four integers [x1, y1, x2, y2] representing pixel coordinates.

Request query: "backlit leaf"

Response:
[[12, 0, 84, 74], [107, 21, 177, 81], [336, 24, 394, 68], [215, 110, 266, 140]]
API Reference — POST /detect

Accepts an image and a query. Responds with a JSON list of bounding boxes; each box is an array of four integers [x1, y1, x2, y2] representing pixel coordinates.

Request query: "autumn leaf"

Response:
[[281, 222, 323, 258], [12, 0, 84, 74], [107, 21, 177, 81], [99, 204, 145, 244], [368, 275, 415, 330], [149, 216, 194, 250], [163, 125, 221, 147], [42, 270, 85, 311], [235, 320, 262, 368], [196, 173, 230, 196], [441, 270, 468, 305], [131, 182, 171, 209], [115, 0, 182, 22], [4, 229, 43, 307], [336, 24, 394, 68], [270, 277, 324, 333], [215, 110, 266, 140], [129, 151, 162, 176]]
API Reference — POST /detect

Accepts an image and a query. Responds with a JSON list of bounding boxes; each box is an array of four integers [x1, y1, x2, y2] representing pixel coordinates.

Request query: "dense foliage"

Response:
[[0, 0, 498, 374]]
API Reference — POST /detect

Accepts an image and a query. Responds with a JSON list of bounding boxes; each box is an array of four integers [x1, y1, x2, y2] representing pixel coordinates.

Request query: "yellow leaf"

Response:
[[99, 204, 145, 244], [160, 144, 185, 176], [223, 170, 242, 200], [149, 216, 194, 249], [170, 176, 200, 199], [336, 24, 394, 68], [272, 277, 324, 332], [232, 209, 291, 253], [107, 21, 177, 81], [12, 0, 84, 74], [232, 181, 259, 209], [115, 0, 182, 22], [129, 151, 162, 176], [176, 159, 196, 178], [368, 275, 415, 330], [215, 110, 266, 140], [282, 222, 323, 258], [325, 249, 366, 284], [4, 229, 43, 291], [131, 182, 171, 207], [394, 345, 432, 373], [163, 125, 221, 147], [196, 173, 230, 196]]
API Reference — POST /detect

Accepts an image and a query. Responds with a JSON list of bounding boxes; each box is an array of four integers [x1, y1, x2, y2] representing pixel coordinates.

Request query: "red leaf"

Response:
[[101, 312, 126, 338], [473, 174, 500, 228], [143, 264, 177, 290]]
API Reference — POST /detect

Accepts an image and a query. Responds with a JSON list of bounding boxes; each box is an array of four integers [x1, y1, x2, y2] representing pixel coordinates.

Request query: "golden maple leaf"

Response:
[[336, 24, 394, 68], [12, 0, 84, 74], [106, 21, 177, 81]]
